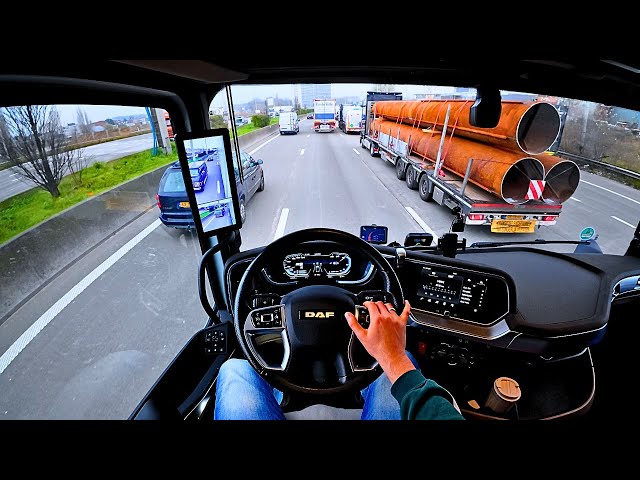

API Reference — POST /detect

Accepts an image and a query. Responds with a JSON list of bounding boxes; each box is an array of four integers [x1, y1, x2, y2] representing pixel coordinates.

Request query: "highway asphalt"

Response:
[[0, 119, 638, 418], [0, 133, 154, 202]]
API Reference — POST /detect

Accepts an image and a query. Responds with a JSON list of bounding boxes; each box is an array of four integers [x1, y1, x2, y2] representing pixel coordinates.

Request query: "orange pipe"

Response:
[[370, 119, 544, 204], [374, 100, 561, 155], [534, 155, 581, 204]]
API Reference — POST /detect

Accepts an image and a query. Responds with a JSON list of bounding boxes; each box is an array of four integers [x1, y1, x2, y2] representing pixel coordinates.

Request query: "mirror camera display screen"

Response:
[[181, 133, 238, 234]]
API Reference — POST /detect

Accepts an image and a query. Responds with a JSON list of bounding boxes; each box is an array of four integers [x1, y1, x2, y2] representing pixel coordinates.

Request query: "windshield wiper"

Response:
[[469, 239, 591, 248]]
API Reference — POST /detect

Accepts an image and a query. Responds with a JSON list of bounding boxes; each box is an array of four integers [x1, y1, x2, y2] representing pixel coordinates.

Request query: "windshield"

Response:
[[211, 83, 639, 254], [0, 83, 638, 419]]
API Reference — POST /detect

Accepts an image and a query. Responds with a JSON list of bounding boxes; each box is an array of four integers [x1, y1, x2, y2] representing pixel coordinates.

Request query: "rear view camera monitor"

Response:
[[175, 128, 242, 237]]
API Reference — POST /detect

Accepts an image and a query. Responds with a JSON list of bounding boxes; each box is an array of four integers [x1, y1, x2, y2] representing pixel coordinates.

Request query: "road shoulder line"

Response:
[[0, 219, 162, 376]]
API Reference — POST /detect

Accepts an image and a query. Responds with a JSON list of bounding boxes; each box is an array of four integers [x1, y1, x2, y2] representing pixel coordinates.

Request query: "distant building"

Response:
[[301, 84, 332, 108], [63, 123, 79, 138], [91, 120, 110, 133]]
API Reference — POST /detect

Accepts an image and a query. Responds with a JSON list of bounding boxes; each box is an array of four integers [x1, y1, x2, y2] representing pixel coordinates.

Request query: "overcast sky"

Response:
[[54, 83, 468, 124]]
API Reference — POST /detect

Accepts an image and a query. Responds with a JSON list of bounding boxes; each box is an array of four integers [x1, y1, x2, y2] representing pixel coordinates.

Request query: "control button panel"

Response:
[[429, 342, 475, 369], [357, 291, 396, 305], [355, 305, 370, 329], [204, 328, 226, 355], [251, 306, 283, 328], [250, 294, 281, 309]]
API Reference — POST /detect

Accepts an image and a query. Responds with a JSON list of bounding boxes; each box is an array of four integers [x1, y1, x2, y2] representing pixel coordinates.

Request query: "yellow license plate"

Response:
[[491, 219, 536, 233], [179, 201, 190, 208]]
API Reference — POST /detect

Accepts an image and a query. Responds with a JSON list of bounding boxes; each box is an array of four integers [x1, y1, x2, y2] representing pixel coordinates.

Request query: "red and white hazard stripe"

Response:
[[525, 180, 546, 200]]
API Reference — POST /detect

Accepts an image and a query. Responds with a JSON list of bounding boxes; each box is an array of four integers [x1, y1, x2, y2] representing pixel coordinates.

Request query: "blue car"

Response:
[[157, 151, 265, 229], [189, 161, 208, 191], [156, 162, 193, 229]]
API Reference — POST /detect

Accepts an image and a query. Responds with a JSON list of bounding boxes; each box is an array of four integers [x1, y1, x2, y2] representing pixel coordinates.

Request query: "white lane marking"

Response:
[[217, 180, 220, 194], [300, 149, 305, 156], [306, 135, 310, 138], [581, 180, 640, 206], [11, 178, 18, 182], [10, 173, 20, 177], [247, 134, 280, 155], [611, 216, 636, 228], [352, 148, 361, 156], [405, 207, 437, 238], [0, 219, 162, 376], [570, 197, 582, 202], [274, 208, 289, 240]]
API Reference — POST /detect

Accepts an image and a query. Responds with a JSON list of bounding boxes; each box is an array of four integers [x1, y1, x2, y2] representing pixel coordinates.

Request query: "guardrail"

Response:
[[558, 150, 640, 181]]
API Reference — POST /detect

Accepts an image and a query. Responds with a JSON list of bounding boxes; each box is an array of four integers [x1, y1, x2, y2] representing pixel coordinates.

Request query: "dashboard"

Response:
[[226, 242, 640, 354], [222, 241, 640, 419]]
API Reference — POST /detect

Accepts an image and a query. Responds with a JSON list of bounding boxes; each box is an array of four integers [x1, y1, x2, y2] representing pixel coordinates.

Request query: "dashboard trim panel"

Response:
[[409, 312, 513, 340]]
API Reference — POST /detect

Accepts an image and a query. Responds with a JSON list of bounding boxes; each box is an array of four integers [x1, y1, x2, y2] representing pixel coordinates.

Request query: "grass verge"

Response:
[[0, 130, 153, 172], [0, 118, 277, 244], [0, 146, 177, 244], [231, 117, 279, 137]]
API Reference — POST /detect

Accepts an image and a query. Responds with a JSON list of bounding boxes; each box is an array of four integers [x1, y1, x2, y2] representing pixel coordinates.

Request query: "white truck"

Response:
[[338, 104, 364, 134], [313, 99, 337, 133]]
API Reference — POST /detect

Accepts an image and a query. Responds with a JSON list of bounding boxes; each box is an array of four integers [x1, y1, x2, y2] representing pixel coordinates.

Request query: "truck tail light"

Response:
[[468, 214, 485, 221], [542, 215, 555, 221]]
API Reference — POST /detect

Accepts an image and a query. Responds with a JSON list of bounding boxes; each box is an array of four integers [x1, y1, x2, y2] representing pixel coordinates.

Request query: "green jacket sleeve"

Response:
[[391, 369, 465, 420]]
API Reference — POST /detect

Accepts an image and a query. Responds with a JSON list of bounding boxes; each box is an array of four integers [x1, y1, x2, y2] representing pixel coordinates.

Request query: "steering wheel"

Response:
[[233, 228, 405, 397]]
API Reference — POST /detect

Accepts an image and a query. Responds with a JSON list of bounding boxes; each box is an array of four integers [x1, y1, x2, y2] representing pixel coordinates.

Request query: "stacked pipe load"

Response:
[[371, 100, 579, 204]]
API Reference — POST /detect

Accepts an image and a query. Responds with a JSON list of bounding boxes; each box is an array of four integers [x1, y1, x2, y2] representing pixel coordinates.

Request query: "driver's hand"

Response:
[[345, 300, 416, 384]]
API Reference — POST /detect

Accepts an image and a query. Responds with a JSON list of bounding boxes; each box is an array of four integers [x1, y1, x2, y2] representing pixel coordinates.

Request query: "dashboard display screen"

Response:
[[360, 225, 388, 244], [410, 265, 507, 325], [418, 269, 466, 303], [283, 252, 351, 279]]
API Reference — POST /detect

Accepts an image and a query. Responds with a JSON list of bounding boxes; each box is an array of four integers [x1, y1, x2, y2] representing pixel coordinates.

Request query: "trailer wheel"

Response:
[[395, 159, 407, 180], [406, 166, 419, 190], [369, 143, 378, 157], [418, 174, 433, 201]]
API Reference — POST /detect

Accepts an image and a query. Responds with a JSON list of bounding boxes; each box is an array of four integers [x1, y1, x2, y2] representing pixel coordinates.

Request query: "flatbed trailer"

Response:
[[359, 131, 562, 233]]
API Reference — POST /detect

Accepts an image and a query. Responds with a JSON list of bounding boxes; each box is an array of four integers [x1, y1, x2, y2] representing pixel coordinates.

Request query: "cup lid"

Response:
[[494, 377, 521, 401]]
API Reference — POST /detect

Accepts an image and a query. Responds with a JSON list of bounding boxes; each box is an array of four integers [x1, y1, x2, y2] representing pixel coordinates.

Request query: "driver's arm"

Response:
[[345, 300, 464, 420]]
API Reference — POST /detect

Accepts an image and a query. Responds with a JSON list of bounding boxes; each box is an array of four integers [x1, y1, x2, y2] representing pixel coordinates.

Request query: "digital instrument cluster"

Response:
[[283, 252, 351, 279]]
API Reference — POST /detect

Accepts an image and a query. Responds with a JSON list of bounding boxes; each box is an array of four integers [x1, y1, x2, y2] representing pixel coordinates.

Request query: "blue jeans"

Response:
[[214, 353, 419, 420]]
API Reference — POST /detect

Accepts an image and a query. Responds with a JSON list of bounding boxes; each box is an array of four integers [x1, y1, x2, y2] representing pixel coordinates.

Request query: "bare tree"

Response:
[[0, 105, 82, 198], [68, 149, 89, 187], [76, 107, 92, 138]]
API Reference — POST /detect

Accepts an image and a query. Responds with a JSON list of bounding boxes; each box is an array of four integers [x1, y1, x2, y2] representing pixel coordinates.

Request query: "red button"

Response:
[[418, 341, 427, 355]]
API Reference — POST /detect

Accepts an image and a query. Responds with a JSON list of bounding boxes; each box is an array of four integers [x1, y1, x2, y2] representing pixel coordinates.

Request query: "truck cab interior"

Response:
[[1, 58, 640, 424]]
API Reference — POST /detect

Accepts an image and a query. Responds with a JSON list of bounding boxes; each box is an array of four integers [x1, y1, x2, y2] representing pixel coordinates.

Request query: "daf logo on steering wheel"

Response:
[[301, 311, 335, 319]]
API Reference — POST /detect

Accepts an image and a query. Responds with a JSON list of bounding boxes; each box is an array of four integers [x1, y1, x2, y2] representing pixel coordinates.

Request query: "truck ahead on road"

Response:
[[164, 111, 174, 140], [338, 104, 364, 134], [313, 99, 337, 133], [359, 92, 564, 233]]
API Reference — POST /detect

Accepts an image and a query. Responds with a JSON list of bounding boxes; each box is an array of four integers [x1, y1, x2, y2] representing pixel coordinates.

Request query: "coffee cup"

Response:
[[485, 376, 521, 414]]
